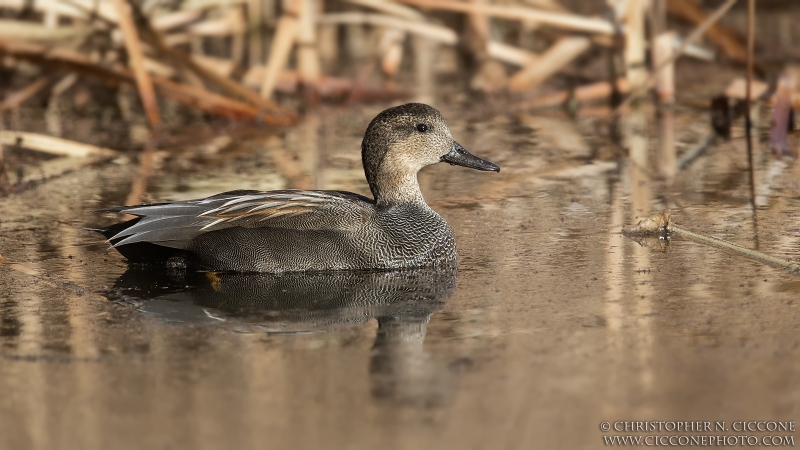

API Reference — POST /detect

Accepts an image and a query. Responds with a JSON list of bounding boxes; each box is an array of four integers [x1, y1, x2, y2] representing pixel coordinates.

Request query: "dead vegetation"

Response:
[[0, 0, 797, 197]]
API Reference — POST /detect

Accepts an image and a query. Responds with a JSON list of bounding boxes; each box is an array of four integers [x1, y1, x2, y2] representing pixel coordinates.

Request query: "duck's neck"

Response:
[[370, 171, 426, 207]]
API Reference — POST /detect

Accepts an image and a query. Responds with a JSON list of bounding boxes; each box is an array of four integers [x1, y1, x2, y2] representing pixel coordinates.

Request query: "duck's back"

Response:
[[187, 202, 456, 272], [97, 190, 457, 272]]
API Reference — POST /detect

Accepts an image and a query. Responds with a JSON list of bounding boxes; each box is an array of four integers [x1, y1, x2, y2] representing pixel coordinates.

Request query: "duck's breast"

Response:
[[368, 204, 457, 268]]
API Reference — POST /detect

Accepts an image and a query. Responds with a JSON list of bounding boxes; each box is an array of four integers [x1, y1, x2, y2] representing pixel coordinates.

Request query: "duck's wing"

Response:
[[98, 190, 375, 249]]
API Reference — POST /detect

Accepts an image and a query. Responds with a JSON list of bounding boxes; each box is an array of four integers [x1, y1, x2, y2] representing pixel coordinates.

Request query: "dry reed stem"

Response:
[[515, 77, 632, 109], [468, 0, 490, 44], [153, 77, 265, 121], [624, 0, 646, 93], [509, 36, 590, 92], [603, 0, 738, 124], [745, 0, 756, 215], [654, 32, 675, 103], [345, 0, 424, 20], [379, 29, 405, 76], [0, 76, 55, 111], [522, 0, 568, 12], [297, 0, 321, 93], [412, 34, 436, 103], [0, 39, 289, 123], [230, 7, 246, 65], [0, 131, 116, 157], [0, 20, 92, 41], [724, 78, 768, 101], [667, 0, 748, 64], [319, 12, 457, 44], [260, 0, 302, 99], [113, 0, 161, 128], [622, 0, 649, 201], [487, 41, 537, 67], [317, 23, 338, 67], [654, 31, 676, 180], [247, 0, 263, 65], [150, 10, 202, 30], [396, 0, 616, 35], [143, 56, 177, 78], [128, 6, 288, 115], [0, 0, 117, 22], [192, 54, 235, 77]]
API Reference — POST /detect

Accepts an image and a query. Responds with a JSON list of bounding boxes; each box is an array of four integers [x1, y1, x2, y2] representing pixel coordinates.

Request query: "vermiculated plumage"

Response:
[[91, 104, 499, 272]]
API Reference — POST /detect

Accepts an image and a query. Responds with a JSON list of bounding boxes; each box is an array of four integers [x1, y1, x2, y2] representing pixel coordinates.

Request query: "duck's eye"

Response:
[[415, 123, 428, 133]]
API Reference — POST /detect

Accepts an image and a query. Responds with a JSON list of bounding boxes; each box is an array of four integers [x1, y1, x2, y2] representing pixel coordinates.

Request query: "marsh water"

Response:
[[1, 95, 799, 450]]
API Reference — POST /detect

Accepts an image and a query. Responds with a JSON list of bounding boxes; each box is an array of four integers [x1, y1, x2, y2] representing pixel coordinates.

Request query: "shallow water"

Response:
[[1, 101, 799, 450]]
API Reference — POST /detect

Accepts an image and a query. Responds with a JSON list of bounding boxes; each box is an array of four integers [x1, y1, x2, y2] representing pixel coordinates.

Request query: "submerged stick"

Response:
[[677, 132, 717, 170], [623, 212, 800, 274]]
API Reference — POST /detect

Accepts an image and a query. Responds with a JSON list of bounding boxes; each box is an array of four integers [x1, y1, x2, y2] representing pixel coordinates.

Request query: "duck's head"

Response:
[[361, 103, 499, 205]]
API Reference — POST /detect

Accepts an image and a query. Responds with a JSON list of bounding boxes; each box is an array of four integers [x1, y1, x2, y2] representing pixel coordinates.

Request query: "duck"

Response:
[[91, 103, 499, 272]]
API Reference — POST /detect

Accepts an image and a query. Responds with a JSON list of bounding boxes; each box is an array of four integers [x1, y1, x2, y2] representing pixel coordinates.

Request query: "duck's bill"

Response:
[[441, 142, 500, 172]]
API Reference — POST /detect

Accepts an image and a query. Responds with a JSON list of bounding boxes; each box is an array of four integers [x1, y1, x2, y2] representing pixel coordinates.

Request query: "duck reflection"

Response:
[[105, 267, 458, 404]]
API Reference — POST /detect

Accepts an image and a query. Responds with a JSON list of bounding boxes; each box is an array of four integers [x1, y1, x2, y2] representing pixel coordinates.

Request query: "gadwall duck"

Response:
[[91, 103, 499, 272]]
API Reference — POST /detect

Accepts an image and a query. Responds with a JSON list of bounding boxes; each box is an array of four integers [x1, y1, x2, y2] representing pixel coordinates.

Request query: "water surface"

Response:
[[1, 102, 799, 450]]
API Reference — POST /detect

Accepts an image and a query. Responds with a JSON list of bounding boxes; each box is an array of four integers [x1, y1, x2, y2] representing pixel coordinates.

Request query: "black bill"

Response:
[[441, 141, 500, 172]]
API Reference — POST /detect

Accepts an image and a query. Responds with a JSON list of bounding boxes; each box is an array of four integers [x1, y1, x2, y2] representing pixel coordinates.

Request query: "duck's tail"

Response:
[[85, 217, 191, 266]]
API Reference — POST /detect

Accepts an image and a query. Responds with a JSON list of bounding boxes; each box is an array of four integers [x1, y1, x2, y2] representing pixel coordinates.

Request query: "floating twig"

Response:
[[623, 212, 800, 274]]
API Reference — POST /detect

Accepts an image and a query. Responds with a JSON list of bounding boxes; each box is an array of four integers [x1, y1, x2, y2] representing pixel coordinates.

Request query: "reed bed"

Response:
[[0, 0, 797, 194]]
